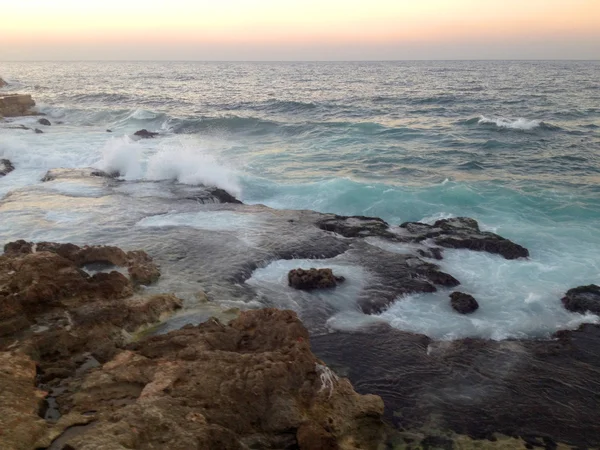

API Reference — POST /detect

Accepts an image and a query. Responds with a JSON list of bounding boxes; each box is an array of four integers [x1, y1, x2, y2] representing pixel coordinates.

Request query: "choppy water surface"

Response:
[[1, 61, 599, 339]]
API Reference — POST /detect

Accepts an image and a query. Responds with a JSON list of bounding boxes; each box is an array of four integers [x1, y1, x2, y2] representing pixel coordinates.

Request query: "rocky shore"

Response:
[[1, 92, 600, 448]]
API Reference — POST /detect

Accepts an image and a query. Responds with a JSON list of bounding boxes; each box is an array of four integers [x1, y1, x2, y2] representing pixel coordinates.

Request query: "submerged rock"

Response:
[[450, 291, 479, 314], [400, 217, 529, 260], [34, 128, 43, 134], [0, 158, 14, 176], [562, 284, 600, 315], [38, 118, 51, 126], [288, 268, 345, 290], [0, 94, 37, 117], [133, 129, 159, 139], [312, 321, 600, 449]]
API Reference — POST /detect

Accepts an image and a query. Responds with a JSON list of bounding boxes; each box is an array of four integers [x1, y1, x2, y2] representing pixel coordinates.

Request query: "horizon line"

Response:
[[2, 58, 599, 63]]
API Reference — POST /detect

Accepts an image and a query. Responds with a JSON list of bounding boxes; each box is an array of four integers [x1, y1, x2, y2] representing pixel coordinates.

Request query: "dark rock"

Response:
[[106, 129, 112, 132], [34, 128, 43, 134], [400, 217, 529, 260], [133, 129, 159, 139], [0, 159, 14, 176], [311, 322, 600, 449], [37, 118, 51, 126], [6, 124, 31, 131], [288, 268, 345, 290], [417, 247, 443, 260], [317, 214, 394, 238], [209, 187, 243, 204], [0, 77, 7, 88], [562, 285, 600, 315], [450, 291, 479, 314]]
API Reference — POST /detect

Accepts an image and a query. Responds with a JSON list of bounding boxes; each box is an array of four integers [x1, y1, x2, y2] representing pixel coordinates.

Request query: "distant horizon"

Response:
[[2, 59, 599, 63]]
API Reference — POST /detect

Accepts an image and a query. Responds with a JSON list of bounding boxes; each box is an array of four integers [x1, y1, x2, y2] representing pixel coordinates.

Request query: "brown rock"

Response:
[[0, 77, 7, 88], [58, 309, 384, 449], [0, 94, 37, 117], [288, 268, 345, 290]]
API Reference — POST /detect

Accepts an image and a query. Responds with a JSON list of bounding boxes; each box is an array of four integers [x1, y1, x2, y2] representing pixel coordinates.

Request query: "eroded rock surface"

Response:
[[289, 268, 345, 290], [0, 94, 37, 117], [0, 158, 14, 176], [400, 217, 529, 260], [562, 284, 600, 315], [450, 291, 479, 314], [54, 309, 385, 450]]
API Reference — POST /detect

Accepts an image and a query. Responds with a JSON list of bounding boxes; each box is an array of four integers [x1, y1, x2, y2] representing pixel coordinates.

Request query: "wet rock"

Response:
[[38, 118, 51, 126], [0, 158, 14, 176], [41, 167, 115, 181], [317, 214, 394, 238], [312, 322, 600, 449], [209, 187, 243, 204], [133, 129, 159, 139], [562, 285, 600, 315], [5, 124, 31, 131], [58, 309, 384, 450], [34, 128, 43, 134], [0, 77, 7, 87], [0, 94, 37, 117], [399, 217, 529, 260], [417, 247, 444, 260], [288, 268, 345, 290], [106, 129, 112, 132], [450, 291, 479, 314]]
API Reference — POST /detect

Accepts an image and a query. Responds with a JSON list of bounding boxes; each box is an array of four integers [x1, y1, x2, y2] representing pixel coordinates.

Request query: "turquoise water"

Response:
[[1, 61, 599, 339]]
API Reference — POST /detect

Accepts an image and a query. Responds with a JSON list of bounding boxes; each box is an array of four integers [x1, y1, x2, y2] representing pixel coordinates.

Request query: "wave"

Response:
[[94, 137, 241, 196], [465, 116, 559, 131]]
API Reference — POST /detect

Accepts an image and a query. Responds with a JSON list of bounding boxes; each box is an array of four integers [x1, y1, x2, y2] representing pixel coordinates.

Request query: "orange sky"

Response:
[[1, 0, 599, 60]]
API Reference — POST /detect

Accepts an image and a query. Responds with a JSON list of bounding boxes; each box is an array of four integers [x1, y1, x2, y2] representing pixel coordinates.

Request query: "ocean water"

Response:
[[1, 61, 599, 340]]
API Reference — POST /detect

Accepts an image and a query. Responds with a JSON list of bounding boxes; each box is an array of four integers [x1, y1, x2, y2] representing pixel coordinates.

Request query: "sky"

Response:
[[1, 0, 599, 60]]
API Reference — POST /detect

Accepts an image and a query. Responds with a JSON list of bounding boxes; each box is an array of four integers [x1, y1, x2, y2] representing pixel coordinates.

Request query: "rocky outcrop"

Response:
[[0, 77, 7, 87], [54, 309, 385, 449], [317, 214, 394, 238], [289, 268, 345, 290], [450, 291, 479, 314], [133, 129, 159, 139], [400, 217, 529, 260], [0, 94, 37, 117], [0, 158, 14, 176], [562, 284, 600, 315], [38, 118, 51, 126], [0, 239, 386, 450], [41, 167, 116, 181]]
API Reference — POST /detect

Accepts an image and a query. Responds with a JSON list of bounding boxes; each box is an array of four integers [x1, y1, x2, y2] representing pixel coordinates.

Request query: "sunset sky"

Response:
[[1, 0, 599, 60]]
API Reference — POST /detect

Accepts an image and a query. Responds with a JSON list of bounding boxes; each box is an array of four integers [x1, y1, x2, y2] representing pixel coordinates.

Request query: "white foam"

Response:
[[95, 136, 142, 180], [372, 247, 600, 340], [478, 116, 542, 130], [246, 258, 367, 313]]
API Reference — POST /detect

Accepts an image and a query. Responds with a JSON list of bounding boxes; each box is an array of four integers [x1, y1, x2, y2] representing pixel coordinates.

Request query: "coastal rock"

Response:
[[317, 214, 394, 238], [450, 291, 479, 314], [41, 167, 116, 181], [562, 285, 600, 315], [58, 309, 384, 449], [133, 129, 159, 139], [288, 268, 345, 290], [0, 158, 14, 176], [0, 94, 37, 117], [208, 187, 243, 204], [34, 128, 43, 134], [399, 217, 529, 260], [0, 77, 7, 88], [38, 118, 51, 126]]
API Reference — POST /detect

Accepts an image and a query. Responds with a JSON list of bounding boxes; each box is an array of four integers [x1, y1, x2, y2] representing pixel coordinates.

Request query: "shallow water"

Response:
[[1, 61, 599, 340]]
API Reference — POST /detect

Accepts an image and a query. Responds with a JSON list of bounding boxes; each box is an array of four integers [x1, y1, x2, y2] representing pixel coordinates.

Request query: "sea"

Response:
[[1, 60, 599, 340]]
